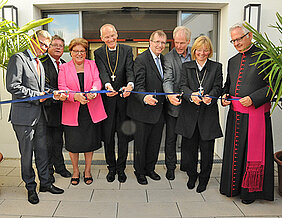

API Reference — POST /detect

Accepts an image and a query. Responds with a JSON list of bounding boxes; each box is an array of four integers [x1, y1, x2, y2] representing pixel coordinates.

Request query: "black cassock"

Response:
[[220, 45, 274, 201]]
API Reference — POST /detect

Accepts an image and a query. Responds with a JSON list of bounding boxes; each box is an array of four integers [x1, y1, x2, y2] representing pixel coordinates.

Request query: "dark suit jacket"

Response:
[[41, 54, 65, 127], [6, 49, 47, 126], [175, 59, 223, 140], [94, 44, 134, 122], [127, 49, 165, 124]]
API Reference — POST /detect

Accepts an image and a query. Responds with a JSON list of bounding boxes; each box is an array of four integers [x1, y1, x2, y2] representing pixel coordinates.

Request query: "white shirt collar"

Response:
[[48, 54, 60, 64], [149, 48, 161, 59], [108, 45, 117, 51], [196, 59, 207, 71]]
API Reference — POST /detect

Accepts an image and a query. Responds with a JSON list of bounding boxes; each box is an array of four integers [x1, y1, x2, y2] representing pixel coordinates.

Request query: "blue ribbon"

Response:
[[0, 90, 256, 105]]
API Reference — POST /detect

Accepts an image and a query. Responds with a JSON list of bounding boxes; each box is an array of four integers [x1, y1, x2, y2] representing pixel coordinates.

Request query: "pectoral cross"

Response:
[[111, 75, 116, 82], [198, 85, 204, 97]]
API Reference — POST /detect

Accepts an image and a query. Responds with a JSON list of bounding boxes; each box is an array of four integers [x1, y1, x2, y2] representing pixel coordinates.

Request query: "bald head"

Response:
[[100, 24, 118, 49]]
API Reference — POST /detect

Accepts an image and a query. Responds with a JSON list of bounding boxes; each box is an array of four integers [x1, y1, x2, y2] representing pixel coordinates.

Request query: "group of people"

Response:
[[5, 21, 273, 206]]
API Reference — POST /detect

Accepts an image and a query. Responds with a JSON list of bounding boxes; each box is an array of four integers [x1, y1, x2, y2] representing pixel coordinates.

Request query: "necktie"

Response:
[[155, 57, 163, 78], [35, 58, 41, 77], [55, 60, 60, 72]]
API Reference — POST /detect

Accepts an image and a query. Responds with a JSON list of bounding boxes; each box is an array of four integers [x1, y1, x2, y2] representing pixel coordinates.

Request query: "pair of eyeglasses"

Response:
[[39, 40, 49, 48], [50, 44, 64, 48], [230, 32, 249, 44], [151, 40, 166, 46], [72, 50, 86, 54]]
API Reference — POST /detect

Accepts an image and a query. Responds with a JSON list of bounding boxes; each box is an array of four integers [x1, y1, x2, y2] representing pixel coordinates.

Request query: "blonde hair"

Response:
[[69, 38, 88, 51], [191, 36, 213, 60], [33, 30, 51, 41]]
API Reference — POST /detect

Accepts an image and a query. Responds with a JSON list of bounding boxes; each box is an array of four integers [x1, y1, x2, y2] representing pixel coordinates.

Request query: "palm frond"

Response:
[[244, 12, 282, 113]]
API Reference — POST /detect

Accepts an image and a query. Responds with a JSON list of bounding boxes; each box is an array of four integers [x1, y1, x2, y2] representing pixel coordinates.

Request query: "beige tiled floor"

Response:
[[0, 156, 281, 218]]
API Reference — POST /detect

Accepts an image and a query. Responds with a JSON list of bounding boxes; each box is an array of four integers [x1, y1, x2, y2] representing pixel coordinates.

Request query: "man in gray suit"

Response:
[[6, 30, 65, 204], [163, 26, 192, 180]]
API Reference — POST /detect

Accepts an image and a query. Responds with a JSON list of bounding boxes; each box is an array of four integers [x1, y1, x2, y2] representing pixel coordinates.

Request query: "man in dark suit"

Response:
[[127, 30, 167, 185], [163, 26, 192, 180], [6, 30, 65, 204], [41, 35, 71, 183], [94, 24, 134, 183]]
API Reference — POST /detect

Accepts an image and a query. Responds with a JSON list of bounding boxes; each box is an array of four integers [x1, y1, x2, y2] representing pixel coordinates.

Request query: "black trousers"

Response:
[[102, 108, 128, 172], [133, 115, 164, 175], [12, 113, 50, 191], [165, 114, 179, 170], [180, 125, 215, 184], [46, 125, 66, 174]]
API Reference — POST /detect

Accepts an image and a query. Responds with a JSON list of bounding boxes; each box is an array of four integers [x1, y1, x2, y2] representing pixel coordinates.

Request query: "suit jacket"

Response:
[[58, 59, 107, 126], [6, 49, 47, 126], [163, 47, 191, 117], [175, 59, 223, 140], [41, 54, 66, 127], [94, 44, 134, 121], [127, 49, 165, 124]]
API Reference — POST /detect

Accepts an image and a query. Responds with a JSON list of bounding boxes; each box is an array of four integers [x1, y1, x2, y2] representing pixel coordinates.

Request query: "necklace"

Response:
[[105, 44, 119, 81], [195, 67, 207, 94]]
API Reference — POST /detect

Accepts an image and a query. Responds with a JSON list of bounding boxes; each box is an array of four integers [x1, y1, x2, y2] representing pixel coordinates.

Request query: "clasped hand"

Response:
[[168, 94, 182, 106], [74, 93, 89, 104], [144, 95, 158, 106]]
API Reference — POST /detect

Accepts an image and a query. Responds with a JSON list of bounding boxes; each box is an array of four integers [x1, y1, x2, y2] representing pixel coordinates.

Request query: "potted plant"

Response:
[[0, 0, 53, 75], [244, 12, 281, 196]]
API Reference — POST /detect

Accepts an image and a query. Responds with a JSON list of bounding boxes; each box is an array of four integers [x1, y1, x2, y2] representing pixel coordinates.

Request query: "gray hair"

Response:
[[173, 26, 191, 41], [100, 24, 117, 37], [229, 22, 249, 34]]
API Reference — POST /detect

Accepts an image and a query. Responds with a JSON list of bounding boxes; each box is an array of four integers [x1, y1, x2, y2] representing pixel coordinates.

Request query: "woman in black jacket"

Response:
[[175, 36, 223, 193]]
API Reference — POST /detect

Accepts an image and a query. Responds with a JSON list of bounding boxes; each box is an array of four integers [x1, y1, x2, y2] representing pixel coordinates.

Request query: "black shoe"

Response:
[[49, 174, 55, 184], [39, 184, 64, 194], [241, 199, 255, 204], [187, 175, 198, 189], [165, 169, 175, 180], [117, 171, 127, 183], [146, 171, 161, 180], [196, 183, 207, 193], [28, 190, 39, 204], [106, 170, 116, 182], [56, 169, 71, 178], [134, 171, 148, 185]]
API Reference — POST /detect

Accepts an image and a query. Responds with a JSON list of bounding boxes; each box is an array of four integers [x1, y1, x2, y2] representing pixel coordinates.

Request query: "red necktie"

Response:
[[55, 60, 60, 72], [35, 58, 41, 77]]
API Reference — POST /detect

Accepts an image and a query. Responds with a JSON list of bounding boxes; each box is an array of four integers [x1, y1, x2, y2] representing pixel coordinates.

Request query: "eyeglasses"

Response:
[[230, 32, 249, 44], [72, 50, 86, 54], [39, 40, 49, 48], [151, 40, 166, 46], [50, 43, 64, 48]]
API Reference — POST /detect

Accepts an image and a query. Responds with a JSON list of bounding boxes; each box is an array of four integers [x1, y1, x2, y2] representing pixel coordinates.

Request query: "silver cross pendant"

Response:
[[111, 75, 116, 82]]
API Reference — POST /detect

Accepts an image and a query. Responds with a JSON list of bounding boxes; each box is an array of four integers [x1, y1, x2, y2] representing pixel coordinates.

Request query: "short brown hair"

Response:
[[69, 38, 88, 51], [150, 30, 167, 41], [191, 36, 213, 60], [51, 35, 65, 45]]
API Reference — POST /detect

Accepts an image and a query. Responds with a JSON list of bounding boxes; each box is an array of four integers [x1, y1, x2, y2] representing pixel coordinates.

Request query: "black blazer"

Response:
[[94, 44, 134, 120], [41, 54, 65, 127], [175, 59, 223, 140], [127, 49, 165, 124]]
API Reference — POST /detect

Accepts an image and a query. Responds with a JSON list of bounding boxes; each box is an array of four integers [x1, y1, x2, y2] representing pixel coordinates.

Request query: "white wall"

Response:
[[0, 0, 281, 158]]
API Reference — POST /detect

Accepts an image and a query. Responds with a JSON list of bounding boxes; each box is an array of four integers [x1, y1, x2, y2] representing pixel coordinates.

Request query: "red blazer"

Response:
[[58, 59, 107, 126]]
